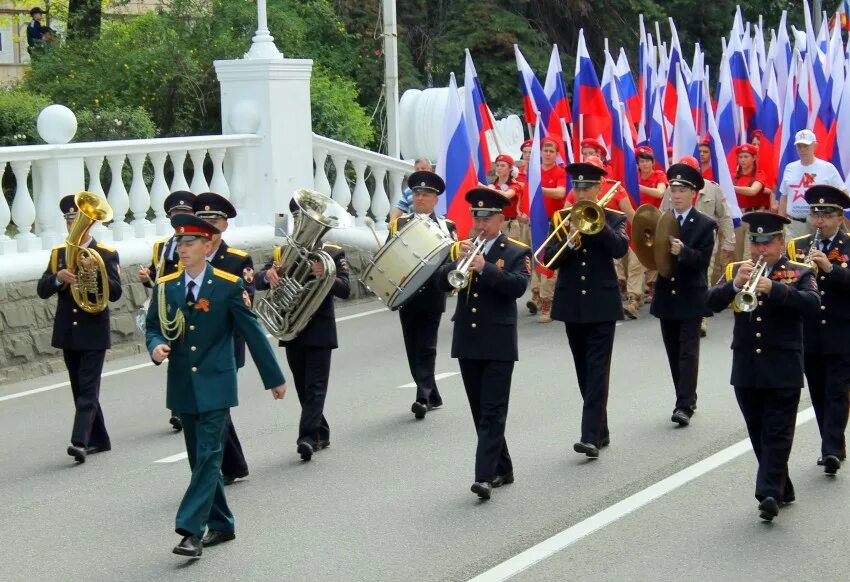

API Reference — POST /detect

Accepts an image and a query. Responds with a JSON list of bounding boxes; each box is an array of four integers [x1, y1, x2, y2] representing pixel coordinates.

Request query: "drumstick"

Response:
[[364, 217, 383, 249]]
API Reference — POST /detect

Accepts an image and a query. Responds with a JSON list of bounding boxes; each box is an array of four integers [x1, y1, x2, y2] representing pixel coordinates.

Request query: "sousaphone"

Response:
[[632, 204, 681, 278]]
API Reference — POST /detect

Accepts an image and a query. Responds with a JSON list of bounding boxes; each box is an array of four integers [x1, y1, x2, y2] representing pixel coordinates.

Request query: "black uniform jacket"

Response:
[[788, 231, 850, 354], [706, 258, 820, 389], [544, 208, 629, 323], [650, 209, 717, 320], [207, 241, 255, 367], [389, 212, 458, 314], [143, 236, 181, 287], [256, 242, 351, 349], [435, 234, 531, 362], [36, 239, 123, 351]]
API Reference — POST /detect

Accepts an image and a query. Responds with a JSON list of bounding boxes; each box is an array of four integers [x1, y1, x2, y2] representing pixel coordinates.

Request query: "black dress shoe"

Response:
[[297, 441, 315, 461], [201, 530, 235, 547], [490, 473, 515, 488], [824, 455, 841, 475], [573, 442, 599, 458], [411, 401, 427, 420], [671, 409, 691, 426], [817, 456, 824, 466], [471, 481, 492, 500], [317, 439, 330, 450], [173, 535, 202, 557], [169, 415, 183, 432], [67, 445, 86, 463], [85, 444, 111, 455], [600, 436, 610, 448], [427, 400, 443, 411], [526, 300, 538, 315], [758, 497, 779, 521], [222, 470, 249, 486]]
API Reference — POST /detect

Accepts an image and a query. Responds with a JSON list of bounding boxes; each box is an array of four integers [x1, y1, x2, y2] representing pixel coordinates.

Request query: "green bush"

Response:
[[75, 107, 158, 142], [0, 88, 51, 146]]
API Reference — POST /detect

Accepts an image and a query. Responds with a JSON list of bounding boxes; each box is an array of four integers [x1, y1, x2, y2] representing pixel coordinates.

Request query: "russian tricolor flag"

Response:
[[661, 18, 684, 127], [728, 33, 758, 134], [543, 45, 572, 124], [671, 64, 699, 165], [758, 64, 781, 188], [703, 81, 742, 224], [614, 102, 641, 208], [616, 48, 641, 124], [648, 86, 668, 171], [777, 52, 809, 200], [831, 60, 850, 176], [527, 118, 548, 255], [572, 29, 611, 147], [463, 50, 494, 184]]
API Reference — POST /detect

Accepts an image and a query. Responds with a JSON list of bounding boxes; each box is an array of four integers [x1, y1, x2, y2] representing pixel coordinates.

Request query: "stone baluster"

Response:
[[0, 161, 15, 254], [10, 160, 40, 251], [208, 148, 230, 198], [85, 156, 106, 196], [330, 153, 351, 212], [149, 151, 170, 234], [313, 147, 332, 196], [387, 170, 406, 211], [168, 150, 190, 192], [350, 160, 370, 226], [128, 153, 154, 238], [189, 149, 210, 193], [106, 154, 131, 240], [370, 166, 390, 229]]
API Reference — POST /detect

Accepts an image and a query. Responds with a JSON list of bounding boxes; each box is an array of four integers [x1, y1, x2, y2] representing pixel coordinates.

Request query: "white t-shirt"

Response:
[[780, 158, 845, 218]]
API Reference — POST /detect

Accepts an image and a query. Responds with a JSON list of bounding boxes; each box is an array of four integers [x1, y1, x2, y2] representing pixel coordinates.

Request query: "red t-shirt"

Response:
[[734, 169, 769, 210], [566, 179, 629, 210], [541, 164, 568, 218], [490, 180, 525, 218], [701, 165, 714, 182], [638, 169, 669, 208]]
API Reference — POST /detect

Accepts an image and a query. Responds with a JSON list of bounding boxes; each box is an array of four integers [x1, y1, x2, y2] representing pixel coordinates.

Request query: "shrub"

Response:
[[75, 106, 158, 142], [0, 88, 51, 146]]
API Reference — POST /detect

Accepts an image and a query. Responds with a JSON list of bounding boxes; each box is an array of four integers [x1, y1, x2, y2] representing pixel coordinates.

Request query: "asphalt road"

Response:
[[0, 294, 842, 582]]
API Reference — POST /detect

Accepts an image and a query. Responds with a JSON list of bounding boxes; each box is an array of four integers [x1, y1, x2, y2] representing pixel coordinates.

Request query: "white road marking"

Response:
[[0, 306, 387, 404], [398, 371, 460, 388], [154, 452, 188, 464], [469, 407, 817, 582]]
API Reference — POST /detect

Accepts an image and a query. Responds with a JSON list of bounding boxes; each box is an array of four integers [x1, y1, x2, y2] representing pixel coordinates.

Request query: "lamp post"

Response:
[[245, 0, 284, 60], [383, 0, 400, 158]]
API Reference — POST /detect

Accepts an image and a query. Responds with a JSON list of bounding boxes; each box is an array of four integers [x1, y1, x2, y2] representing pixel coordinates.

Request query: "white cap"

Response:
[[794, 129, 816, 145]]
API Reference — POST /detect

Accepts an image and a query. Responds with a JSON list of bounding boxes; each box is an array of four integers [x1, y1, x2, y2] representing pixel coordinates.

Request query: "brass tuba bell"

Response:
[[65, 192, 114, 313]]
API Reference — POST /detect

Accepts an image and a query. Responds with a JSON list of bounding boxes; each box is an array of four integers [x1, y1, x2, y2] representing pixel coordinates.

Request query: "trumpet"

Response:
[[733, 255, 767, 312], [533, 181, 621, 270], [448, 236, 486, 290]]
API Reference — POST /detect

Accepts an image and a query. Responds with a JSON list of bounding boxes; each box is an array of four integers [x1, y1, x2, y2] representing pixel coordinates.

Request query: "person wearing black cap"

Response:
[[26, 7, 45, 51], [707, 211, 820, 521], [651, 164, 717, 427], [544, 162, 629, 459], [193, 192, 254, 484], [146, 213, 287, 557], [388, 171, 457, 419], [435, 187, 531, 500], [788, 185, 850, 474], [36, 194, 123, 463], [139, 192, 196, 432], [255, 197, 350, 461]]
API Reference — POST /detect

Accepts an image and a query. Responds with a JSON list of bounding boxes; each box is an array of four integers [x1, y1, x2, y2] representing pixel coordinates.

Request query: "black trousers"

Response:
[[660, 317, 702, 411], [804, 353, 850, 459], [286, 346, 332, 447], [399, 308, 443, 405], [734, 386, 799, 502], [63, 349, 110, 449], [220, 415, 248, 478], [458, 359, 514, 482], [565, 321, 616, 446]]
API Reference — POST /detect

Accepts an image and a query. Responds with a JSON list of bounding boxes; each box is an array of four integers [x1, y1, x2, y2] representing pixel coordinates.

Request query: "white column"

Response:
[[168, 150, 190, 192], [85, 156, 110, 243], [370, 167, 390, 229], [244, 0, 284, 60], [313, 147, 332, 196], [388, 169, 405, 209], [189, 149, 210, 193], [0, 161, 16, 254], [382, 0, 400, 157], [330, 154, 351, 210], [106, 154, 132, 240], [10, 160, 40, 251], [128, 153, 154, 238], [350, 159, 370, 225], [149, 151, 170, 234], [208, 148, 230, 197]]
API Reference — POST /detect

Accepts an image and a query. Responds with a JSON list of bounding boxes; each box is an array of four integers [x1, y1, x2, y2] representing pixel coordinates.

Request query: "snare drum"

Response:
[[360, 216, 452, 310]]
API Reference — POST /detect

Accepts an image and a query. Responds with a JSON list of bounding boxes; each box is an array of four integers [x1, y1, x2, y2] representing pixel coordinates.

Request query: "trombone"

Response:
[[532, 181, 621, 270], [733, 255, 767, 312], [448, 236, 486, 290]]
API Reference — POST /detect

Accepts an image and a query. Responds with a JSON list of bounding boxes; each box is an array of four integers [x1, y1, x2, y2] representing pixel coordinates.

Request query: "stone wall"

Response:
[[0, 244, 375, 384]]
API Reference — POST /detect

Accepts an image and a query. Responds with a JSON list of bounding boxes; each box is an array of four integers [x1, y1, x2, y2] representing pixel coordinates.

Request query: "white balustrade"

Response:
[[168, 149, 191, 192], [106, 154, 131, 240], [189, 149, 210, 193], [330, 153, 351, 210], [350, 160, 370, 225], [149, 151, 170, 234], [370, 167, 389, 229], [128, 153, 154, 238], [85, 156, 105, 195], [0, 161, 14, 254], [10, 160, 40, 251], [208, 148, 230, 197], [313, 147, 332, 196]]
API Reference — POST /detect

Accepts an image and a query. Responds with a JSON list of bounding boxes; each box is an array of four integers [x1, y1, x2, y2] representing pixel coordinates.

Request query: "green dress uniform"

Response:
[[146, 263, 285, 538]]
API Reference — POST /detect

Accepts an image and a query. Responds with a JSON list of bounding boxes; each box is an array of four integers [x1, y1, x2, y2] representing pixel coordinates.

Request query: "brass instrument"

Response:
[[733, 255, 767, 312], [632, 205, 682, 278], [65, 192, 114, 313], [534, 181, 621, 270], [448, 236, 486, 290], [255, 189, 350, 341]]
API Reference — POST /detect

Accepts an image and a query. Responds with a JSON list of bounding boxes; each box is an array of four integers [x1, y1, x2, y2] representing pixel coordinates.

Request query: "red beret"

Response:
[[580, 138, 608, 157], [750, 129, 764, 139], [677, 156, 700, 170], [635, 145, 654, 159], [520, 139, 533, 150], [583, 155, 606, 171], [494, 154, 515, 166], [735, 143, 759, 156], [541, 137, 559, 148]]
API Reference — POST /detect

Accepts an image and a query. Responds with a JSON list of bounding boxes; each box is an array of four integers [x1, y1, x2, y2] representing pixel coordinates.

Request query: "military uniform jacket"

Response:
[[145, 264, 285, 414], [143, 236, 181, 288], [650, 209, 717, 320], [706, 258, 820, 389], [36, 239, 123, 351], [788, 231, 850, 354], [544, 209, 629, 323], [208, 241, 254, 367], [435, 234, 531, 361], [661, 181, 735, 251], [390, 212, 458, 314], [256, 243, 350, 349]]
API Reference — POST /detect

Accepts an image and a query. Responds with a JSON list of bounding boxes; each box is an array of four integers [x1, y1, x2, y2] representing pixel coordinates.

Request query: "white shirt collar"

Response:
[[183, 268, 206, 295], [674, 207, 692, 222], [482, 236, 499, 256]]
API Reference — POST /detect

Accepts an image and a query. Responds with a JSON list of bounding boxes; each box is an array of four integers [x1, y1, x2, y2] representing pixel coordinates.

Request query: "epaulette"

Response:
[[507, 237, 529, 248], [388, 217, 400, 237], [787, 260, 810, 271], [226, 247, 248, 257], [50, 245, 63, 273], [158, 271, 181, 284], [272, 246, 282, 264], [786, 234, 811, 259], [323, 243, 343, 250], [213, 268, 240, 283], [725, 260, 748, 282], [96, 242, 116, 253]]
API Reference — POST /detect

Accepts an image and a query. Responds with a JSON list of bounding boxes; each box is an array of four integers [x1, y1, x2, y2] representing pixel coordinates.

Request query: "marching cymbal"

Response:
[[632, 204, 662, 270], [655, 211, 681, 278]]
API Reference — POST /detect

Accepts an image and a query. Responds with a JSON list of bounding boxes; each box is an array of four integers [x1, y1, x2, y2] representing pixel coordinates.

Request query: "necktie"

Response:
[[186, 281, 197, 305], [822, 239, 831, 253], [678, 214, 684, 226]]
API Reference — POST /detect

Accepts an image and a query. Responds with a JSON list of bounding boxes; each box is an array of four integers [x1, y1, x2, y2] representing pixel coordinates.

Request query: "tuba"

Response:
[[256, 189, 349, 341], [66, 192, 114, 314]]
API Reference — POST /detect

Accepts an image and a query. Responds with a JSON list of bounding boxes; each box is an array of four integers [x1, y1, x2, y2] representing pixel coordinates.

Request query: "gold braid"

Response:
[[157, 283, 185, 341]]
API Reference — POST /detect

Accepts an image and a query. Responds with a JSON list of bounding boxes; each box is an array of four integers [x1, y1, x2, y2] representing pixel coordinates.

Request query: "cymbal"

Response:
[[632, 204, 662, 270], [655, 211, 681, 278]]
